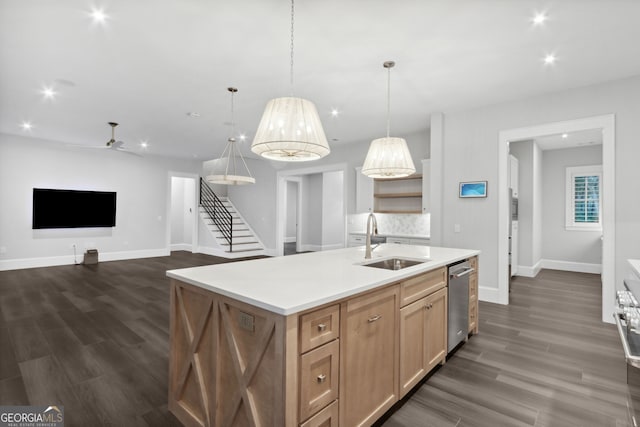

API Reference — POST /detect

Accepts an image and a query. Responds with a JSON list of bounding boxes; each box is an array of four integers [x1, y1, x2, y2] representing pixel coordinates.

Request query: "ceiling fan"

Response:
[[70, 122, 142, 156]]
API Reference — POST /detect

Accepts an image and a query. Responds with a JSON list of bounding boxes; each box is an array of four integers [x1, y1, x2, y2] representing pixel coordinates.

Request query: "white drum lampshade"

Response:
[[362, 137, 416, 178], [251, 97, 330, 161]]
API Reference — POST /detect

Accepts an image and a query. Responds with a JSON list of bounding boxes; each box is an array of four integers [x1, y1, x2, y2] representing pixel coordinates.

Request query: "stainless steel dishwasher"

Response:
[[448, 260, 475, 352]]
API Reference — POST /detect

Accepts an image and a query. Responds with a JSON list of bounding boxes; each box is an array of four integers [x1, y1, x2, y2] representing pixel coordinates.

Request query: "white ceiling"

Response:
[[1, 1, 640, 160], [534, 128, 603, 151]]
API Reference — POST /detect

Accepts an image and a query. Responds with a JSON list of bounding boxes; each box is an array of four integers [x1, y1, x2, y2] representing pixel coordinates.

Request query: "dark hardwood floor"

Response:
[[382, 270, 631, 427], [0, 253, 632, 426]]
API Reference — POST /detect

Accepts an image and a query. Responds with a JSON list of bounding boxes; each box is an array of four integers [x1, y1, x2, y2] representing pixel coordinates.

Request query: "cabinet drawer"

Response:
[[300, 399, 338, 427], [300, 304, 340, 354], [348, 234, 366, 247], [400, 267, 446, 307], [387, 237, 411, 245], [300, 340, 339, 422]]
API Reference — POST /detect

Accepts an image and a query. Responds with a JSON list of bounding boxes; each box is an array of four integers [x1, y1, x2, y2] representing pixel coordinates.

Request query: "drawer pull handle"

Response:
[[425, 303, 433, 310], [317, 374, 326, 383], [368, 314, 382, 323], [317, 323, 327, 332]]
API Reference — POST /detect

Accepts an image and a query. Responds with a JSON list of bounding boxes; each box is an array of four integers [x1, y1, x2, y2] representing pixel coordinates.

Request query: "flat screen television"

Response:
[[32, 188, 117, 229]]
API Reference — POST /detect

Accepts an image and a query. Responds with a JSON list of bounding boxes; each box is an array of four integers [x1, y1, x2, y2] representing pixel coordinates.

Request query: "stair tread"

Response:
[[220, 241, 259, 246]]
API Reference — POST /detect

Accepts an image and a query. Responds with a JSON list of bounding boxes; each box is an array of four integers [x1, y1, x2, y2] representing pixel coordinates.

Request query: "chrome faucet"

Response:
[[365, 213, 378, 259]]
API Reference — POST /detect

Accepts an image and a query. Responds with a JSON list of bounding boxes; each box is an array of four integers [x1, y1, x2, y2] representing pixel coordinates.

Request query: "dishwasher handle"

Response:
[[450, 267, 475, 279]]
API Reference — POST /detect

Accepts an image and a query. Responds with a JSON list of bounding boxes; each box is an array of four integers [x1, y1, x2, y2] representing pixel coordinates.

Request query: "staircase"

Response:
[[199, 178, 265, 258]]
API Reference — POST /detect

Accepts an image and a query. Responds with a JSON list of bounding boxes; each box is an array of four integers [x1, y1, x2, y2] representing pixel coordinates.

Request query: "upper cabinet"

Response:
[[355, 167, 374, 213], [356, 160, 431, 215], [422, 159, 431, 213], [509, 154, 519, 198]]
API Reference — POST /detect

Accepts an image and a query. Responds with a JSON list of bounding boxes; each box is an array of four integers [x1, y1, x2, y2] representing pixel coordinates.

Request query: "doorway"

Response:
[[284, 178, 302, 255], [498, 115, 615, 323], [276, 163, 348, 257], [168, 174, 199, 253]]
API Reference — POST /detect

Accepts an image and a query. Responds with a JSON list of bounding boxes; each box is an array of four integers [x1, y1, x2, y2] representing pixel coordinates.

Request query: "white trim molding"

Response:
[[541, 259, 602, 275], [516, 260, 543, 278], [499, 114, 615, 323]]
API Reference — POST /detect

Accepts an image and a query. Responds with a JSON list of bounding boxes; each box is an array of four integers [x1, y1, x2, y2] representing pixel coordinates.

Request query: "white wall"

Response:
[[437, 74, 640, 306], [0, 133, 199, 269], [542, 145, 603, 264], [285, 180, 298, 242], [322, 171, 344, 248], [171, 177, 186, 244], [303, 174, 323, 247], [170, 177, 195, 247]]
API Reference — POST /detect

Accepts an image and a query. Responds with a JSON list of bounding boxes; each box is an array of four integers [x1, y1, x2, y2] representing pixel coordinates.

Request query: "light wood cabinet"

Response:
[[299, 304, 340, 353], [340, 286, 399, 427], [169, 257, 478, 427], [421, 159, 431, 213], [399, 285, 447, 396], [400, 267, 446, 307], [300, 339, 339, 421], [469, 256, 479, 334], [373, 174, 423, 214], [300, 400, 338, 427]]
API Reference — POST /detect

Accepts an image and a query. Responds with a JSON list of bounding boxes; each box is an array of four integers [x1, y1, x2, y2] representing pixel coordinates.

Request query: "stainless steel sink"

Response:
[[360, 257, 426, 270]]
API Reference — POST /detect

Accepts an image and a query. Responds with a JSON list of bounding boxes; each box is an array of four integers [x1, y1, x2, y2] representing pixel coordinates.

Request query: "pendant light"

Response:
[[206, 87, 255, 185], [362, 61, 416, 178], [251, 0, 330, 162]]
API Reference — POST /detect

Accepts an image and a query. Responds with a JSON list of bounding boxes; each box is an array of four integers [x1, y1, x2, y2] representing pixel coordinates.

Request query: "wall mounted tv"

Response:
[[32, 188, 117, 229]]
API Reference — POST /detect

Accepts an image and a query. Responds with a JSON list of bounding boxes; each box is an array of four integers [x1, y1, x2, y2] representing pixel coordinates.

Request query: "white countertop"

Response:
[[167, 244, 479, 315]]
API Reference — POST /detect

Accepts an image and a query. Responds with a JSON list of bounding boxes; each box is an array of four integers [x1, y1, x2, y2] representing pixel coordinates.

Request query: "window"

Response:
[[565, 165, 602, 231]]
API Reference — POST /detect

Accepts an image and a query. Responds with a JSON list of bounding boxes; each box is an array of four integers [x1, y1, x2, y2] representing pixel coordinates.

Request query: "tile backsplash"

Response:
[[348, 213, 431, 237]]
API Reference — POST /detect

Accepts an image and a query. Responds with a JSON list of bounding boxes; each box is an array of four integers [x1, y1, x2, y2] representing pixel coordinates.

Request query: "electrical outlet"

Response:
[[238, 311, 255, 332], [454, 224, 461, 233]]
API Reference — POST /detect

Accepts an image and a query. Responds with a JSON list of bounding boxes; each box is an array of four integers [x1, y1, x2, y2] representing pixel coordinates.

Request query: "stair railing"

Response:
[[200, 178, 233, 252]]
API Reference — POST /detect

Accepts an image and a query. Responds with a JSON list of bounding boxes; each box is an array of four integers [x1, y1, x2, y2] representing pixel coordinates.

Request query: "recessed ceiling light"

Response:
[[90, 8, 108, 24], [543, 54, 557, 65], [331, 109, 339, 117], [42, 86, 56, 99], [532, 12, 548, 26], [561, 133, 568, 139], [239, 134, 246, 141], [140, 141, 149, 149], [187, 112, 201, 118], [20, 121, 33, 131]]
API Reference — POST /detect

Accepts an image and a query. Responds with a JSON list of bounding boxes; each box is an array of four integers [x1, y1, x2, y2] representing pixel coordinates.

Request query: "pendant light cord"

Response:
[[290, 0, 295, 93], [386, 65, 391, 138]]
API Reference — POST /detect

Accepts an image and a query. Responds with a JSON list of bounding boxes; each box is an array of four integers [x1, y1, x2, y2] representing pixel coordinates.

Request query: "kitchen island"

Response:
[[167, 244, 479, 427]]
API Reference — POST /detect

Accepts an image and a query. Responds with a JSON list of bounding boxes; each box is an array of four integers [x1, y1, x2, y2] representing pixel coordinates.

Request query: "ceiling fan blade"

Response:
[[111, 140, 125, 149], [65, 143, 109, 150], [114, 148, 143, 157]]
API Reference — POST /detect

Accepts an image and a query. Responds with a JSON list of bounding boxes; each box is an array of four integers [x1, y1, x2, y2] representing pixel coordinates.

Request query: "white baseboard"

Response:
[[479, 286, 501, 304], [196, 245, 267, 259], [541, 259, 602, 274], [170, 243, 193, 252], [0, 248, 170, 271], [284, 237, 296, 243], [300, 243, 344, 252], [516, 260, 543, 278]]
